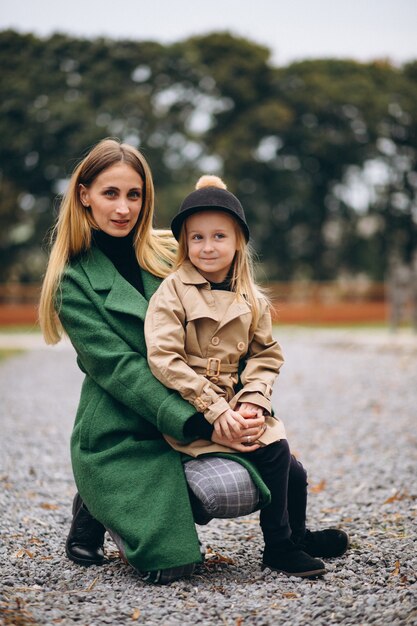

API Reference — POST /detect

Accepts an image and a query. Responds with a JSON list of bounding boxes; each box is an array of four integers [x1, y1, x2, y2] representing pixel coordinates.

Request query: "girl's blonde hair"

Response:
[[39, 138, 176, 344], [175, 176, 268, 330]]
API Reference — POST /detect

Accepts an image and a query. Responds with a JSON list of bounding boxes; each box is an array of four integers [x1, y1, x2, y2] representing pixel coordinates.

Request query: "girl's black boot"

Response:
[[65, 493, 106, 566], [262, 539, 326, 579], [297, 528, 349, 558]]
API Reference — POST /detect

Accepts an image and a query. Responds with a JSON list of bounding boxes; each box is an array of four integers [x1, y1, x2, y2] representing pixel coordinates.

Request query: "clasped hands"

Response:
[[211, 402, 266, 452]]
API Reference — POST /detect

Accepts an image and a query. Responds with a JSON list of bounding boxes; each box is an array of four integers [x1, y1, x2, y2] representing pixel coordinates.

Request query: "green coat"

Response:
[[58, 245, 270, 572]]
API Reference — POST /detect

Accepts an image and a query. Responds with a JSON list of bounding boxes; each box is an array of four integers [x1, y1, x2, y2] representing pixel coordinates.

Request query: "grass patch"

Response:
[[0, 348, 25, 361], [274, 321, 391, 330], [0, 324, 40, 334], [273, 321, 417, 331]]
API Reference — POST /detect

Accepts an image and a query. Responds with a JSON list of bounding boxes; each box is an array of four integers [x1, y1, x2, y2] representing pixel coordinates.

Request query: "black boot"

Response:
[[65, 493, 106, 566], [298, 528, 349, 558], [262, 539, 326, 579]]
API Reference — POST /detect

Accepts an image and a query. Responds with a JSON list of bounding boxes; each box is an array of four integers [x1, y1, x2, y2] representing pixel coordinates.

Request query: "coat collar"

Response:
[[177, 260, 211, 287], [79, 246, 161, 320], [175, 259, 251, 328]]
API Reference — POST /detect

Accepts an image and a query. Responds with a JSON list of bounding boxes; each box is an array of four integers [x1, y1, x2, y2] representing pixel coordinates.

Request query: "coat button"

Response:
[[211, 336, 220, 346], [237, 342, 245, 351]]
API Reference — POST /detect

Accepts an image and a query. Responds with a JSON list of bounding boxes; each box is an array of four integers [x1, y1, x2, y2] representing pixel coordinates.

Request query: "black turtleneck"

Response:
[[209, 277, 232, 291], [92, 229, 144, 295], [92, 229, 213, 441]]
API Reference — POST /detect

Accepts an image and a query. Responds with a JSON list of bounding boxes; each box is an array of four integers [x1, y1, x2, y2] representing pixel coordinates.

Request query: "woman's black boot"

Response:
[[65, 493, 106, 566]]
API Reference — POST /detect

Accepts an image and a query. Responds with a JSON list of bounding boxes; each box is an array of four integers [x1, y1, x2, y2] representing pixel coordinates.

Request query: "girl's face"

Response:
[[186, 210, 238, 283], [79, 163, 143, 237]]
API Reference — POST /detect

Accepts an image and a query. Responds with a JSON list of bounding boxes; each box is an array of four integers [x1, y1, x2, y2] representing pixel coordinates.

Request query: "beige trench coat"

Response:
[[145, 260, 286, 456]]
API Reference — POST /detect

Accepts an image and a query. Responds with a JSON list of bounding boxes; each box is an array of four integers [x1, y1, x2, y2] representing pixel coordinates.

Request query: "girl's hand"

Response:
[[238, 402, 265, 420], [213, 408, 250, 440], [213, 414, 267, 445], [211, 429, 260, 452]]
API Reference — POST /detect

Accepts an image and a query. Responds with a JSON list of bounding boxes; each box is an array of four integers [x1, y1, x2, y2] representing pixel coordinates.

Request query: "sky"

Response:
[[1, 0, 416, 66]]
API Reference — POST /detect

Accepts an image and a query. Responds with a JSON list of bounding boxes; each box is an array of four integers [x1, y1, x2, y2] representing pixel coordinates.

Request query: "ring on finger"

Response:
[[246, 436, 251, 443]]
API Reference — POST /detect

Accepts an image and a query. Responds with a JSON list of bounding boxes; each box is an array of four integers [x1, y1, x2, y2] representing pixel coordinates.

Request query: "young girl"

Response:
[[145, 175, 348, 577]]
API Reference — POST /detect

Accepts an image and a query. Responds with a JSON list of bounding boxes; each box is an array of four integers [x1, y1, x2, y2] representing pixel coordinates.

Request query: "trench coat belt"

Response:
[[186, 355, 239, 378]]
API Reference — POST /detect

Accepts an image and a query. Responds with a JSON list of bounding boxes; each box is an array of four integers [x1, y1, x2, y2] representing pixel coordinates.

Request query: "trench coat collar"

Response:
[[177, 260, 211, 287], [79, 245, 161, 320], [176, 259, 251, 328]]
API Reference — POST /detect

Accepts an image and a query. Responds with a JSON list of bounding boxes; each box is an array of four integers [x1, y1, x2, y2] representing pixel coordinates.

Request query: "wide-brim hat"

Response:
[[170, 178, 250, 242]]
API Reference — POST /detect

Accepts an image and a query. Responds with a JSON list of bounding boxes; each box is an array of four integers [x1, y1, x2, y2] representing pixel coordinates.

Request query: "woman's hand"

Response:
[[211, 429, 260, 452]]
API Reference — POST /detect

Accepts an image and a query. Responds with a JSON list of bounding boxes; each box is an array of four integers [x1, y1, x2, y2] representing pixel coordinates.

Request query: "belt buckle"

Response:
[[206, 357, 221, 378]]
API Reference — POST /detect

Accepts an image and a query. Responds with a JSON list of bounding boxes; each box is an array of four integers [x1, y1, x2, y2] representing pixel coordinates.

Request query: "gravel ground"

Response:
[[1, 328, 416, 626]]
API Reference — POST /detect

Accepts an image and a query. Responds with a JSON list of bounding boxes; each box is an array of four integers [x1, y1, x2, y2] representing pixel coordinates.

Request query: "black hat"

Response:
[[170, 175, 250, 242]]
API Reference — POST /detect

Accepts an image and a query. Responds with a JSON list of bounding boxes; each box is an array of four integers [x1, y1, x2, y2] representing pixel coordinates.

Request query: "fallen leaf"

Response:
[[392, 560, 401, 576], [383, 491, 410, 504], [0, 603, 37, 625], [40, 502, 59, 510], [14, 548, 34, 558], [236, 617, 244, 626], [282, 592, 299, 599], [132, 608, 141, 620], [310, 480, 326, 494], [28, 537, 43, 545], [205, 552, 235, 566]]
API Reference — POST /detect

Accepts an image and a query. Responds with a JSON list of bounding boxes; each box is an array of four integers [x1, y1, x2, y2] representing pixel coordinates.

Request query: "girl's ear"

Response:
[[79, 184, 90, 207]]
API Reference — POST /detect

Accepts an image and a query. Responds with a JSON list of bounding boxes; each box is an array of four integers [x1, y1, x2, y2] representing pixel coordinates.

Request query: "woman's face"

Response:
[[79, 163, 144, 237]]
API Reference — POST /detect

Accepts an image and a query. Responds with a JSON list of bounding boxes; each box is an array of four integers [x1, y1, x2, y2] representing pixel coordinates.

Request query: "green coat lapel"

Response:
[[79, 246, 161, 322]]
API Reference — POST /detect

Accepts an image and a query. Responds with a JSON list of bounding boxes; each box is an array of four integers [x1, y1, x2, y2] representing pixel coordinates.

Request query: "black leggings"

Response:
[[246, 440, 308, 545]]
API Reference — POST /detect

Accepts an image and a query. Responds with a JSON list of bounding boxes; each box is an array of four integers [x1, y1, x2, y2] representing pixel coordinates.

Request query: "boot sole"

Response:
[[262, 564, 326, 579]]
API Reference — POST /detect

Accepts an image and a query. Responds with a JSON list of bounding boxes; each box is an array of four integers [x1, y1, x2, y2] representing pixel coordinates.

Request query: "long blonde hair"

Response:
[[39, 138, 176, 344], [175, 177, 268, 330]]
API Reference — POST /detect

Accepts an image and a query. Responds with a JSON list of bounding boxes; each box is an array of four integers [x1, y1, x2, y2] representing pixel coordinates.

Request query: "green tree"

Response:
[[0, 30, 416, 283]]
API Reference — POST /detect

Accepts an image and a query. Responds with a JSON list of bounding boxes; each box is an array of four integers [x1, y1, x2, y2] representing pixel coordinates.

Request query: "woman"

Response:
[[39, 138, 348, 583]]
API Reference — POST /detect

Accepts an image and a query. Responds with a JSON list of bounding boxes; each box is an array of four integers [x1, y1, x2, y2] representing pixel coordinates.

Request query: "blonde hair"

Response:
[[39, 138, 176, 344], [175, 176, 268, 330]]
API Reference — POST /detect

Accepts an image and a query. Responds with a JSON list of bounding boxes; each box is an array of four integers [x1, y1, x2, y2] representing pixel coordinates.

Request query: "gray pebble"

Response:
[[1, 330, 416, 625]]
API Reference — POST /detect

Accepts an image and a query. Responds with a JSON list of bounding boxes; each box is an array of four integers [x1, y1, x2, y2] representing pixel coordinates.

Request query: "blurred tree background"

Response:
[[0, 29, 416, 283]]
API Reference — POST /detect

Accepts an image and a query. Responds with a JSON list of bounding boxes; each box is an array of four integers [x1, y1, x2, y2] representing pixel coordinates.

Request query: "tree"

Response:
[[0, 30, 416, 283]]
